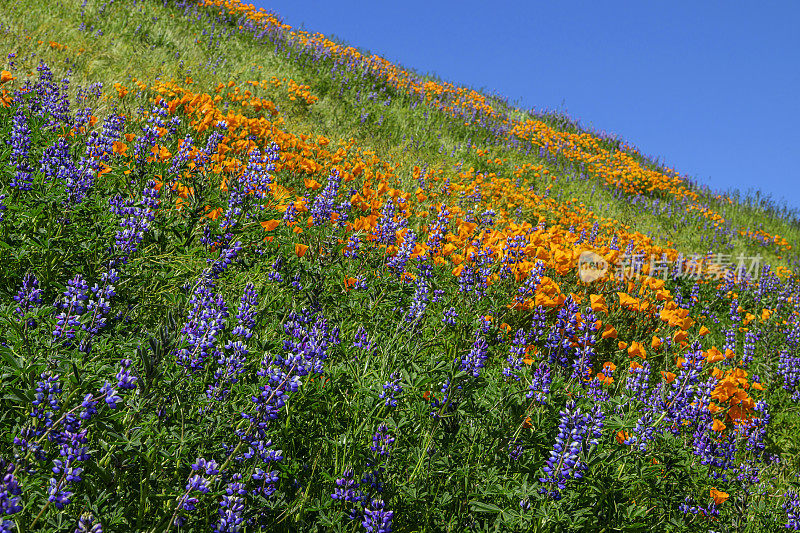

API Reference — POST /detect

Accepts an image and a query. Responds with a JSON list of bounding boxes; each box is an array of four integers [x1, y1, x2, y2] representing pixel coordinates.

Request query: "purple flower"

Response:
[[332, 469, 361, 503], [231, 283, 258, 339], [9, 110, 33, 191], [461, 331, 489, 378], [116, 358, 137, 390], [75, 514, 103, 533], [53, 274, 89, 340], [99, 382, 122, 408], [379, 373, 402, 407], [362, 499, 393, 533], [539, 401, 603, 499], [785, 490, 800, 530], [47, 477, 72, 510], [214, 477, 245, 533], [371, 424, 395, 457], [503, 328, 527, 380], [0, 460, 23, 525], [13, 272, 42, 325]]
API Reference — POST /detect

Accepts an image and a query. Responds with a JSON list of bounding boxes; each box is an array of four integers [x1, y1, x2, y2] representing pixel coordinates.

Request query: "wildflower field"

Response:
[[2, 0, 800, 531]]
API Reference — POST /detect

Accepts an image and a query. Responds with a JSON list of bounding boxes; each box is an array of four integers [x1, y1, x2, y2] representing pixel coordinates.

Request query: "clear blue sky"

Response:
[[251, 1, 800, 211]]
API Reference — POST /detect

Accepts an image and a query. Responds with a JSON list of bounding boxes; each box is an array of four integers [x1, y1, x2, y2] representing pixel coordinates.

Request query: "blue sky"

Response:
[[251, 1, 800, 211]]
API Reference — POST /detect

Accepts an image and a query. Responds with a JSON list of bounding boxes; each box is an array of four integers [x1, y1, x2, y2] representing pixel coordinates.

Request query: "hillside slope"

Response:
[[0, 0, 799, 531]]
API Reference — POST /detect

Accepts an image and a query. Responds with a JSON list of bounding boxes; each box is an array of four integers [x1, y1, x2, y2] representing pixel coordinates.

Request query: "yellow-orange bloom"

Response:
[[710, 488, 729, 505], [294, 243, 309, 257]]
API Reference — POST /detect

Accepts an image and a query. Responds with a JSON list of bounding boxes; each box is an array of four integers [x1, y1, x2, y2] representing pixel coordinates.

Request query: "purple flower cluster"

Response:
[[362, 499, 393, 533], [527, 361, 551, 405], [13, 272, 42, 326], [79, 269, 119, 352], [371, 424, 395, 457], [74, 514, 103, 533], [9, 110, 34, 190], [503, 328, 527, 381], [176, 280, 229, 372], [214, 476, 246, 533], [176, 457, 219, 524], [386, 230, 416, 276], [310, 168, 344, 225], [539, 401, 604, 500], [372, 198, 406, 246], [109, 180, 160, 264], [0, 460, 23, 531], [53, 274, 89, 340], [778, 350, 800, 401], [461, 330, 489, 378], [379, 373, 402, 407], [785, 490, 800, 530]]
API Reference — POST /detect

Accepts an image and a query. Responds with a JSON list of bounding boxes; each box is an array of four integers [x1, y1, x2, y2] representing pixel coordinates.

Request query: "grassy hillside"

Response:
[[0, 0, 799, 531]]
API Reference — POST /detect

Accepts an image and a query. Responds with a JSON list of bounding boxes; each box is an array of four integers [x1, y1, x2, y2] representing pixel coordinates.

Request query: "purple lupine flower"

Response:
[[372, 198, 406, 246], [79, 269, 120, 352], [362, 499, 393, 533], [625, 360, 651, 401], [0, 459, 23, 529], [214, 476, 246, 533], [74, 514, 102, 533], [538, 401, 601, 500], [785, 490, 800, 530], [429, 379, 460, 419], [116, 358, 137, 390], [207, 340, 248, 403], [386, 230, 416, 276], [79, 393, 98, 420], [0, 194, 6, 223], [109, 180, 160, 264], [503, 328, 527, 380], [9, 109, 33, 191], [47, 477, 73, 510], [207, 241, 243, 279], [13, 272, 42, 325], [344, 233, 361, 258], [310, 168, 342, 225], [527, 360, 551, 405], [778, 350, 800, 401], [371, 424, 395, 457], [176, 458, 218, 519], [65, 113, 126, 209], [251, 468, 279, 498], [379, 373, 402, 407], [167, 134, 194, 185], [231, 283, 258, 339], [40, 137, 75, 183], [175, 280, 229, 372], [572, 307, 598, 381], [442, 307, 458, 326], [405, 277, 429, 323], [32, 372, 62, 428], [332, 469, 361, 503], [515, 261, 544, 305], [508, 437, 524, 461], [98, 382, 122, 408], [425, 204, 451, 255], [461, 330, 489, 378], [353, 326, 372, 351], [546, 296, 579, 368]]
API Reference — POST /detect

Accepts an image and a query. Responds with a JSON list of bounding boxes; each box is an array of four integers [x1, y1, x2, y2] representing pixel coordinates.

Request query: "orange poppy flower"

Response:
[[260, 219, 280, 232], [710, 488, 729, 506], [602, 325, 618, 340], [294, 243, 309, 257]]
